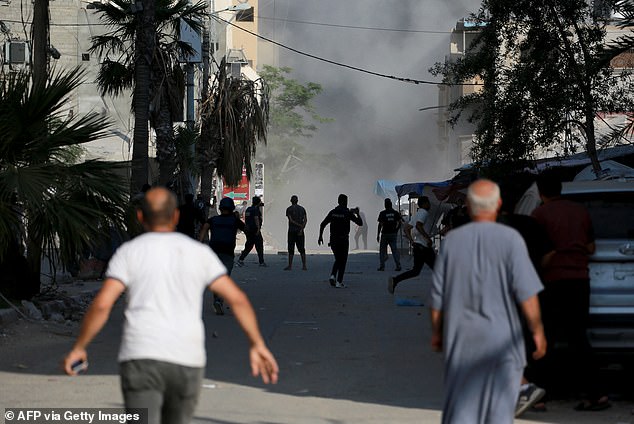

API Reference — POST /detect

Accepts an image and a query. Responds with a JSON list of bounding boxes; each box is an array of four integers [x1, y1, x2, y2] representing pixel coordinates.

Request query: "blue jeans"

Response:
[[379, 233, 400, 268]]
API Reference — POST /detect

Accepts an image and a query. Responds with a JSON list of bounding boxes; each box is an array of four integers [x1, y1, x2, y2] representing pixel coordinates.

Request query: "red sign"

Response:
[[222, 167, 250, 200]]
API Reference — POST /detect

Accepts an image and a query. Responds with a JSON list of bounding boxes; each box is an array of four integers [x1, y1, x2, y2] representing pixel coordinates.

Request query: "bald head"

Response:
[[138, 187, 179, 230], [466, 179, 501, 221]]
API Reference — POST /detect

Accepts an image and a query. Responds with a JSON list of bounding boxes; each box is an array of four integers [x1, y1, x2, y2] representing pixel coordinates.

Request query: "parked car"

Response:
[[561, 179, 634, 353]]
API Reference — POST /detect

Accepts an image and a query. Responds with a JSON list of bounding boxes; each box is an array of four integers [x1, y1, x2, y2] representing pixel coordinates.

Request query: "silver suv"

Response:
[[561, 179, 634, 351]]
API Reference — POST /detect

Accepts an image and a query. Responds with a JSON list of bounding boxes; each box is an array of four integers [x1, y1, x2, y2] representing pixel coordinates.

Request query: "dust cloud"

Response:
[[256, 0, 481, 250]]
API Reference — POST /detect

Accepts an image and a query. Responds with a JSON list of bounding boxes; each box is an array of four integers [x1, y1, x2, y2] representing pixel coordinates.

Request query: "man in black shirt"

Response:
[[285, 195, 307, 271], [376, 198, 402, 271], [318, 194, 363, 288], [198, 197, 246, 315], [237, 196, 266, 267]]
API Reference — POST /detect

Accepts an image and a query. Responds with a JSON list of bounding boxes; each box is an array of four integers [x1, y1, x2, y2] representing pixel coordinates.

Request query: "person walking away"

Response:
[[198, 197, 245, 315], [177, 193, 205, 239], [431, 179, 546, 424], [237, 196, 266, 267], [497, 185, 552, 416], [376, 198, 402, 271], [63, 187, 278, 424], [284, 195, 307, 271], [353, 208, 368, 250], [387, 196, 435, 294], [532, 172, 609, 411], [318, 194, 363, 288]]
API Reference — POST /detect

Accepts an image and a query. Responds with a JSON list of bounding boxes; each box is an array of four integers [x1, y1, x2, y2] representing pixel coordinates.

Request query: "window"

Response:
[[235, 7, 254, 22]]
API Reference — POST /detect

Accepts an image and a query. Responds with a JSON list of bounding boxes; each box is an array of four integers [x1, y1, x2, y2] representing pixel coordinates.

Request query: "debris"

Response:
[[20, 301, 43, 320], [395, 298, 424, 307], [201, 384, 217, 389]]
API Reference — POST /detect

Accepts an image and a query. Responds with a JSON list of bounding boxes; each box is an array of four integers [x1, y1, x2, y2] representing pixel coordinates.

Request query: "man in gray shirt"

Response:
[[431, 179, 546, 424]]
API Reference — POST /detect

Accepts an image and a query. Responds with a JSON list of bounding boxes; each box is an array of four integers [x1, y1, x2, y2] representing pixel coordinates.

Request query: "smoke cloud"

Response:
[[256, 0, 481, 250]]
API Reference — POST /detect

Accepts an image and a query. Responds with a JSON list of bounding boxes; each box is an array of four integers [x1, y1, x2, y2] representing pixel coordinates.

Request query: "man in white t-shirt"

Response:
[[64, 187, 278, 424], [388, 196, 436, 294]]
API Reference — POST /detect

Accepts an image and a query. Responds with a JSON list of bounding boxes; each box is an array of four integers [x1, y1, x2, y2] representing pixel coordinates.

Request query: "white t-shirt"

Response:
[[106, 232, 227, 367], [410, 208, 432, 247]]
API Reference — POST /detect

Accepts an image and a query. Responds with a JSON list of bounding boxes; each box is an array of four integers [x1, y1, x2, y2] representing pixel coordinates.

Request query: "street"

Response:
[[1, 250, 633, 423]]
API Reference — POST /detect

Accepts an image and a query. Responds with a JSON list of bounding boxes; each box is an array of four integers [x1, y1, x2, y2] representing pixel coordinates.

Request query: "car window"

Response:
[[563, 192, 634, 239]]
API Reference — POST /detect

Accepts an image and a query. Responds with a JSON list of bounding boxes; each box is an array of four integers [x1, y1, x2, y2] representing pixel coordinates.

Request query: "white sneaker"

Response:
[[336, 282, 347, 288], [515, 383, 546, 418], [329, 275, 336, 287]]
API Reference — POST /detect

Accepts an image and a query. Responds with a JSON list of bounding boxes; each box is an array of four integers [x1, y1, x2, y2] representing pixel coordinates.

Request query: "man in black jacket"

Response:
[[318, 194, 363, 288]]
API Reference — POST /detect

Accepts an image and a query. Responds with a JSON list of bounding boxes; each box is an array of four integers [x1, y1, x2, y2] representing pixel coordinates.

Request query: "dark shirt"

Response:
[[207, 214, 246, 255], [532, 198, 595, 283], [321, 205, 363, 241], [244, 205, 262, 233], [377, 208, 402, 234], [177, 203, 204, 237], [286, 204, 307, 233], [498, 213, 552, 272]]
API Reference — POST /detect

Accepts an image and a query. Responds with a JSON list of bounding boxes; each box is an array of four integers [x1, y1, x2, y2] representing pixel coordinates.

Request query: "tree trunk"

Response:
[[153, 94, 177, 187], [25, 232, 42, 298], [32, 0, 49, 87], [130, 0, 156, 196], [584, 104, 602, 177], [198, 115, 214, 211]]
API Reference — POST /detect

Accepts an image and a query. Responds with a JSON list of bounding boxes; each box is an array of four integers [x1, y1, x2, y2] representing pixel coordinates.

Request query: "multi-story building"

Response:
[[438, 15, 634, 174], [1, 0, 260, 170]]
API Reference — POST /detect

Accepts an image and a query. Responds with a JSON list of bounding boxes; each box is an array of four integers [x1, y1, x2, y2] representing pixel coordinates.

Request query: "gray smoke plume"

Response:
[[257, 0, 480, 250]]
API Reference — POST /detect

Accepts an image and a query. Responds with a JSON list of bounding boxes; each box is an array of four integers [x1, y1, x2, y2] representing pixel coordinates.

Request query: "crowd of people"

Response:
[[62, 175, 607, 424]]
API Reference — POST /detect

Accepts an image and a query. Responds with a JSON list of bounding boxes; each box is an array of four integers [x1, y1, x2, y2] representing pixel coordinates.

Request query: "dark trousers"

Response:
[[330, 238, 349, 283], [213, 252, 234, 305], [393, 243, 435, 285], [527, 279, 601, 399], [239, 231, 264, 264], [120, 359, 204, 424]]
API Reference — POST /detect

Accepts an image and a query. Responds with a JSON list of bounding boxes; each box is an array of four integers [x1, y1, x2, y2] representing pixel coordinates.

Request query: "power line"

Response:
[[2, 18, 110, 27], [256, 15, 451, 34], [217, 16, 480, 86]]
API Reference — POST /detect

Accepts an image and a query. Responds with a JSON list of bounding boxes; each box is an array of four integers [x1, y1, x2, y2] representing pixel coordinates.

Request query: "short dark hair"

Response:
[[252, 196, 262, 205], [338, 194, 348, 207], [290, 195, 298, 204], [384, 198, 392, 208], [418, 196, 430, 207], [536, 172, 562, 198]]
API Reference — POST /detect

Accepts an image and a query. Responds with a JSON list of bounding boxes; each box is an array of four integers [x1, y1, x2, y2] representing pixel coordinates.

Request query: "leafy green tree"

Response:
[[257, 65, 331, 186], [90, 0, 206, 188], [197, 58, 270, 206], [0, 69, 129, 298], [431, 0, 634, 175]]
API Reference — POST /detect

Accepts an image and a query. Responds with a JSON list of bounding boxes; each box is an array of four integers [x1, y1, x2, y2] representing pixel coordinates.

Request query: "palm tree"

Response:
[[198, 58, 270, 205], [89, 0, 206, 187], [0, 69, 129, 298]]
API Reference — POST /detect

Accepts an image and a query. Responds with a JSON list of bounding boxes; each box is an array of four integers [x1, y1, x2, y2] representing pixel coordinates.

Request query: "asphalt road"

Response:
[[1, 250, 634, 423]]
